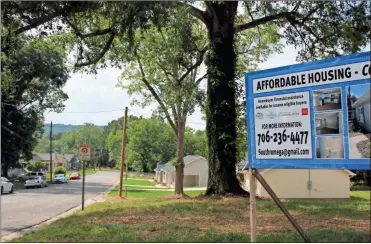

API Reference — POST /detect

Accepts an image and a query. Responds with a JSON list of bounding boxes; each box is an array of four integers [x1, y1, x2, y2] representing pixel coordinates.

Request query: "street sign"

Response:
[[245, 51, 370, 170], [78, 144, 91, 161]]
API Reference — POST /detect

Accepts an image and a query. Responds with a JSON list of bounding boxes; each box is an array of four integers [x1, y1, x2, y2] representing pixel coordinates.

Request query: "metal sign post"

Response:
[[82, 160, 86, 211], [78, 144, 91, 211]]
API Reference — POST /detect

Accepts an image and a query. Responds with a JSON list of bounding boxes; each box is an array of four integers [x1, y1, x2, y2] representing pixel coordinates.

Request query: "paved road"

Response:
[[1, 171, 119, 237]]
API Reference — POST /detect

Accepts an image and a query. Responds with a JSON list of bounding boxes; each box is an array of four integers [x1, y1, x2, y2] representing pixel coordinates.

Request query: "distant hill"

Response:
[[43, 123, 105, 137]]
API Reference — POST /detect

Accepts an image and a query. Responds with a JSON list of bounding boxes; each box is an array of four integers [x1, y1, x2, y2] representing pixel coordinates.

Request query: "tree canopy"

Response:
[[1, 31, 69, 177]]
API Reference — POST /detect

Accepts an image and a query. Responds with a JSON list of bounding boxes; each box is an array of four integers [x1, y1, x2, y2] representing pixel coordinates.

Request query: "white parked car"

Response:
[[25, 176, 47, 188], [52, 174, 67, 184], [1, 177, 14, 194]]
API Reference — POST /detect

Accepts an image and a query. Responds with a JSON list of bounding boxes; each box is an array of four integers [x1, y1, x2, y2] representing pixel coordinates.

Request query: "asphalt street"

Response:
[[1, 171, 119, 237]]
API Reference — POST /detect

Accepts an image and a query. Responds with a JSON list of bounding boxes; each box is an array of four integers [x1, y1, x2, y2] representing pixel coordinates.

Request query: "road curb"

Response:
[[1, 180, 119, 243]]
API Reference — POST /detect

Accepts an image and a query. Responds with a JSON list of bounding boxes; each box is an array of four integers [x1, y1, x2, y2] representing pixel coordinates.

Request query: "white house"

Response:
[[154, 155, 208, 187], [238, 159, 356, 199], [352, 90, 371, 132]]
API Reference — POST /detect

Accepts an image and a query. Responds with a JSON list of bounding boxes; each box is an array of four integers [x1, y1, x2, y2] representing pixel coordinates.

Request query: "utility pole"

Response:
[[119, 107, 128, 198], [49, 121, 53, 182]]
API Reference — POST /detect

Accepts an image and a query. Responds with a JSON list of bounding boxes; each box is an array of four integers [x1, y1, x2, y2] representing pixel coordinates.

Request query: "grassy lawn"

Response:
[[123, 178, 155, 186], [11, 190, 370, 243], [109, 188, 205, 198], [350, 190, 370, 201]]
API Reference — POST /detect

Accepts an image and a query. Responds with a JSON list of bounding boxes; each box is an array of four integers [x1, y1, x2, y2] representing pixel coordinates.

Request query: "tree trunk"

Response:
[[205, 2, 248, 196], [1, 163, 9, 178], [174, 118, 185, 195]]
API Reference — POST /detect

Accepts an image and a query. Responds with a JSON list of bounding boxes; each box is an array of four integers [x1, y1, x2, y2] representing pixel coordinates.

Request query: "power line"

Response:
[[128, 108, 206, 125], [48, 108, 125, 114]]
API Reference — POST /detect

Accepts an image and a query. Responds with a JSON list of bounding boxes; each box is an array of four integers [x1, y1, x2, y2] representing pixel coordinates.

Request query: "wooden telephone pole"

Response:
[[119, 107, 128, 198]]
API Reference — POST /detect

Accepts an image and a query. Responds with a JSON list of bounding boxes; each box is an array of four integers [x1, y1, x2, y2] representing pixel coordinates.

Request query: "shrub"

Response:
[[54, 166, 66, 175], [33, 161, 49, 172]]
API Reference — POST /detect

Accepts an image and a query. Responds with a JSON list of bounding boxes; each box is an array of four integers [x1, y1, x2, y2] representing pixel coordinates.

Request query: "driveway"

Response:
[[1, 171, 119, 238]]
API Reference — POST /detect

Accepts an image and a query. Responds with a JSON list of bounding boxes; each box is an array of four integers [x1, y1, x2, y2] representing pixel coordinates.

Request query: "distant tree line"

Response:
[[34, 116, 210, 173]]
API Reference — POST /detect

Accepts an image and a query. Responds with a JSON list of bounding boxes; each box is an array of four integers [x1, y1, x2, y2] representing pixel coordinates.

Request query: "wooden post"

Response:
[[119, 107, 128, 198], [253, 170, 311, 243], [249, 168, 257, 242]]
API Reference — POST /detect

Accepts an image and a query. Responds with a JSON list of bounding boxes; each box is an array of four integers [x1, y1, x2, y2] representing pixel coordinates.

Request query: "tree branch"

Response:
[[195, 73, 208, 86], [172, 2, 208, 25], [65, 17, 113, 39], [235, 11, 292, 33], [134, 51, 177, 134], [178, 45, 208, 82], [74, 31, 116, 68]]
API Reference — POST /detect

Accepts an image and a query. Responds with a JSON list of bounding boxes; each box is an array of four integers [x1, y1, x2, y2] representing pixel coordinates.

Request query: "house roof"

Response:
[[56, 156, 66, 164], [155, 155, 206, 173], [63, 154, 75, 162], [237, 158, 265, 173], [352, 89, 370, 108], [33, 153, 56, 161]]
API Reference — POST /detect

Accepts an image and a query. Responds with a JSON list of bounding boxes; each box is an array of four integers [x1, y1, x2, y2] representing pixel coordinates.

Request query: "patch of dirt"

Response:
[[195, 194, 250, 201], [91, 208, 370, 235], [349, 132, 364, 138], [356, 139, 371, 158], [160, 194, 192, 200]]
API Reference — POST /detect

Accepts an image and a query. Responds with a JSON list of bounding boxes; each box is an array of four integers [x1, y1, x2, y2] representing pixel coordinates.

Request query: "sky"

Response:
[[44, 44, 370, 131], [350, 83, 371, 98]]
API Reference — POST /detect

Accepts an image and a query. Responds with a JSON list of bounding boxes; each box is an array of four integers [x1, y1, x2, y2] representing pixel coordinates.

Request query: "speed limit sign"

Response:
[[78, 144, 91, 161]]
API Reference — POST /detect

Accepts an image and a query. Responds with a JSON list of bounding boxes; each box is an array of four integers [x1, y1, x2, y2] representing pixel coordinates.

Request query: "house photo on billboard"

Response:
[[313, 87, 342, 112], [315, 112, 343, 135], [316, 136, 344, 159], [347, 83, 371, 158]]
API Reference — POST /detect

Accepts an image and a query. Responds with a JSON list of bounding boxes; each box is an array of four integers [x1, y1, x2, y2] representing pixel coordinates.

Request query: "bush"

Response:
[[54, 166, 66, 175], [33, 161, 49, 172]]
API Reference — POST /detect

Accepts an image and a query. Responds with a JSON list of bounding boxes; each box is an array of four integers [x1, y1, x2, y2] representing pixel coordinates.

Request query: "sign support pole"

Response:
[[119, 107, 128, 198], [82, 160, 86, 211], [49, 121, 53, 183], [253, 170, 311, 243], [249, 168, 257, 242]]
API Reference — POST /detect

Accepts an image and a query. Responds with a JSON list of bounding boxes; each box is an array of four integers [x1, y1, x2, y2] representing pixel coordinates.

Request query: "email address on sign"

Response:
[[258, 148, 310, 157]]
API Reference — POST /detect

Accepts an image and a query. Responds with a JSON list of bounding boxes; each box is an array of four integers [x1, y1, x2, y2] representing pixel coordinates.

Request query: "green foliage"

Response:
[[1, 32, 69, 177], [106, 129, 123, 167], [54, 166, 67, 175], [127, 118, 172, 172], [28, 161, 49, 172], [33, 138, 50, 154]]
